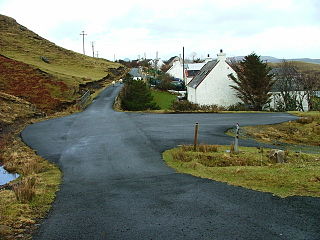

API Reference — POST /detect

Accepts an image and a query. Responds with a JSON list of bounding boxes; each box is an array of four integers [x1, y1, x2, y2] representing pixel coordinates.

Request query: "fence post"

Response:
[[234, 123, 240, 153], [194, 122, 199, 151]]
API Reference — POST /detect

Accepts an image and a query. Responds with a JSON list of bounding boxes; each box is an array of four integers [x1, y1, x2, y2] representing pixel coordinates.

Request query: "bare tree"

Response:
[[272, 60, 302, 111], [300, 71, 320, 110], [190, 52, 197, 62]]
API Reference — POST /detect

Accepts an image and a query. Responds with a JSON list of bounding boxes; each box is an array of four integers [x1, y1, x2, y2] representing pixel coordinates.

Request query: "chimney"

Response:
[[205, 53, 213, 63], [217, 49, 226, 62]]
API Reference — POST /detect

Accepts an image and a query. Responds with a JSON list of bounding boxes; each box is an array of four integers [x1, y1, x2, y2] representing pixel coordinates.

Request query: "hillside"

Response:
[[232, 56, 320, 65], [0, 14, 126, 138], [0, 14, 123, 84], [0, 14, 126, 113], [269, 61, 320, 73]]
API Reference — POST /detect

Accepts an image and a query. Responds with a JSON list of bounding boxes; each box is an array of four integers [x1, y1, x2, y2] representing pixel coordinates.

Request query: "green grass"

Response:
[[269, 61, 320, 73], [0, 14, 126, 113], [163, 145, 320, 197], [0, 136, 61, 239], [151, 89, 177, 109], [233, 111, 320, 148], [0, 14, 122, 86]]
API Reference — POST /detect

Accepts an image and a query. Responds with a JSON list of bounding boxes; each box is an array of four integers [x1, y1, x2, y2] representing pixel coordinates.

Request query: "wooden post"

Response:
[[194, 122, 199, 151], [182, 46, 185, 84], [234, 123, 240, 153]]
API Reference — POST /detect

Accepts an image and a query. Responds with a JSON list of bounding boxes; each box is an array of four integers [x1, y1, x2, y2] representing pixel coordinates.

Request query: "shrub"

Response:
[[296, 117, 314, 124], [171, 100, 225, 112], [227, 102, 250, 111], [155, 73, 174, 91], [171, 100, 200, 111], [172, 151, 191, 162], [13, 177, 36, 203], [197, 144, 219, 153], [21, 161, 45, 175], [120, 80, 160, 111]]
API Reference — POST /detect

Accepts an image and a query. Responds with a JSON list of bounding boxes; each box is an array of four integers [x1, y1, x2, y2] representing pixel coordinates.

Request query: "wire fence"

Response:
[[77, 90, 91, 109]]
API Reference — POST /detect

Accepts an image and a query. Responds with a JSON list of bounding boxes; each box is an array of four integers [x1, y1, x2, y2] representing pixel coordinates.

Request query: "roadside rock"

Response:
[[269, 149, 286, 163]]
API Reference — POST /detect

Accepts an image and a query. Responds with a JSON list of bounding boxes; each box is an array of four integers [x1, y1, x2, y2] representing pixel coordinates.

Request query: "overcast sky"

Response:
[[0, 0, 319, 61]]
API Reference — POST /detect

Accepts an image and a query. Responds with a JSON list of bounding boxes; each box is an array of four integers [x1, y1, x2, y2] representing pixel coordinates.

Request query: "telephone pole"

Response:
[[80, 31, 87, 55], [91, 41, 95, 58], [182, 46, 185, 84]]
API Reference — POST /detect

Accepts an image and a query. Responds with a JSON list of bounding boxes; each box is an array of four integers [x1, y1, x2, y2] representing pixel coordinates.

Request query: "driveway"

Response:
[[22, 84, 320, 240]]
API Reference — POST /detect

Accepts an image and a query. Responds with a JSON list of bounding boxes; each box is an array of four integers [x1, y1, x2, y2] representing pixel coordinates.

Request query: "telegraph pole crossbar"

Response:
[[80, 31, 87, 55]]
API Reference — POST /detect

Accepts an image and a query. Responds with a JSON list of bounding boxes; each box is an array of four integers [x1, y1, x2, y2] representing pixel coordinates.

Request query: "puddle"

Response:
[[0, 165, 19, 185]]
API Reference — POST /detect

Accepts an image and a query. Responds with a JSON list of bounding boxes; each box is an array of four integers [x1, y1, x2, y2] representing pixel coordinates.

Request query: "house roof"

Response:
[[187, 60, 218, 89], [129, 68, 142, 78], [185, 63, 206, 71]]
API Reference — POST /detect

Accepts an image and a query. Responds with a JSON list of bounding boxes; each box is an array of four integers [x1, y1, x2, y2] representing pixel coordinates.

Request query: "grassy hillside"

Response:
[[0, 14, 122, 85], [269, 61, 320, 73], [0, 14, 126, 115]]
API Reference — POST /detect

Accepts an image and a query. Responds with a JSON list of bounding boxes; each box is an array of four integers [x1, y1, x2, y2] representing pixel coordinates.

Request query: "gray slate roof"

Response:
[[187, 60, 218, 89], [129, 68, 142, 78]]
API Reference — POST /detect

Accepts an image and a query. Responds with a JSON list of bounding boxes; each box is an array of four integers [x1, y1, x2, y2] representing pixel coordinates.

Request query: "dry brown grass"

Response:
[[0, 123, 61, 240], [296, 116, 314, 124], [164, 145, 320, 197], [238, 112, 320, 146], [197, 144, 219, 153], [13, 177, 36, 203]]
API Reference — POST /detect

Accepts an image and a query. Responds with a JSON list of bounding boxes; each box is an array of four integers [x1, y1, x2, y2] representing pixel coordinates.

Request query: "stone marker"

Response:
[[269, 149, 286, 163]]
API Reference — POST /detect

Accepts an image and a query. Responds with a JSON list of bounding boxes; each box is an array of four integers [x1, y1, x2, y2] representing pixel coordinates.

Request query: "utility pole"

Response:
[[182, 46, 185, 84], [155, 51, 159, 69], [91, 41, 95, 58], [96, 51, 99, 58], [80, 31, 87, 55]]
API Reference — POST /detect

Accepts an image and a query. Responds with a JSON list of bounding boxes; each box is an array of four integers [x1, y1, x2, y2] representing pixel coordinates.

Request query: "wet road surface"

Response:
[[22, 85, 320, 240]]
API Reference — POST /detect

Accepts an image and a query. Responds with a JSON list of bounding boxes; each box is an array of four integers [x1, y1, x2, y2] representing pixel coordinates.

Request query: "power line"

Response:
[[80, 31, 87, 55]]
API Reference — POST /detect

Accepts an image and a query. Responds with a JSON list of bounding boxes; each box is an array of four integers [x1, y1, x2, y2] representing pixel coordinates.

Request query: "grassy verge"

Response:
[[151, 89, 177, 110], [0, 125, 61, 240], [163, 145, 320, 198], [228, 111, 320, 148]]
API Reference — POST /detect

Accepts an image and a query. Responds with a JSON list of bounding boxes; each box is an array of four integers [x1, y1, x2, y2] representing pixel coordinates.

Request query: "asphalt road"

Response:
[[22, 85, 320, 240]]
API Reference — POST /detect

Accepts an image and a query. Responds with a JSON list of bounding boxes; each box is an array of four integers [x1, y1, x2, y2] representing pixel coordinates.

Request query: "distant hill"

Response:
[[0, 14, 125, 111], [230, 56, 320, 65]]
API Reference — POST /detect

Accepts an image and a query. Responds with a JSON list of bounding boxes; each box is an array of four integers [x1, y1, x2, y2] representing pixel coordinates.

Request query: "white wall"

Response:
[[167, 60, 183, 79], [188, 60, 240, 107]]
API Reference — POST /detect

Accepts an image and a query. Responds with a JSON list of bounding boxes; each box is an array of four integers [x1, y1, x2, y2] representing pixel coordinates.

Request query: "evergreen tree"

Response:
[[120, 79, 160, 111], [229, 53, 275, 110]]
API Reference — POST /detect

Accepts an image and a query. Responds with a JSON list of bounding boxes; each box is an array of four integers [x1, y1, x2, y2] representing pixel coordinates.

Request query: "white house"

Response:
[[187, 50, 240, 107], [166, 57, 184, 80], [268, 67, 311, 111], [166, 57, 211, 83], [149, 58, 165, 70]]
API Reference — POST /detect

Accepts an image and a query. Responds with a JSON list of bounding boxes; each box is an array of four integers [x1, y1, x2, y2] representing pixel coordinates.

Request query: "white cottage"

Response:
[[166, 57, 210, 83], [149, 58, 165, 70], [187, 50, 240, 107], [166, 57, 184, 80]]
